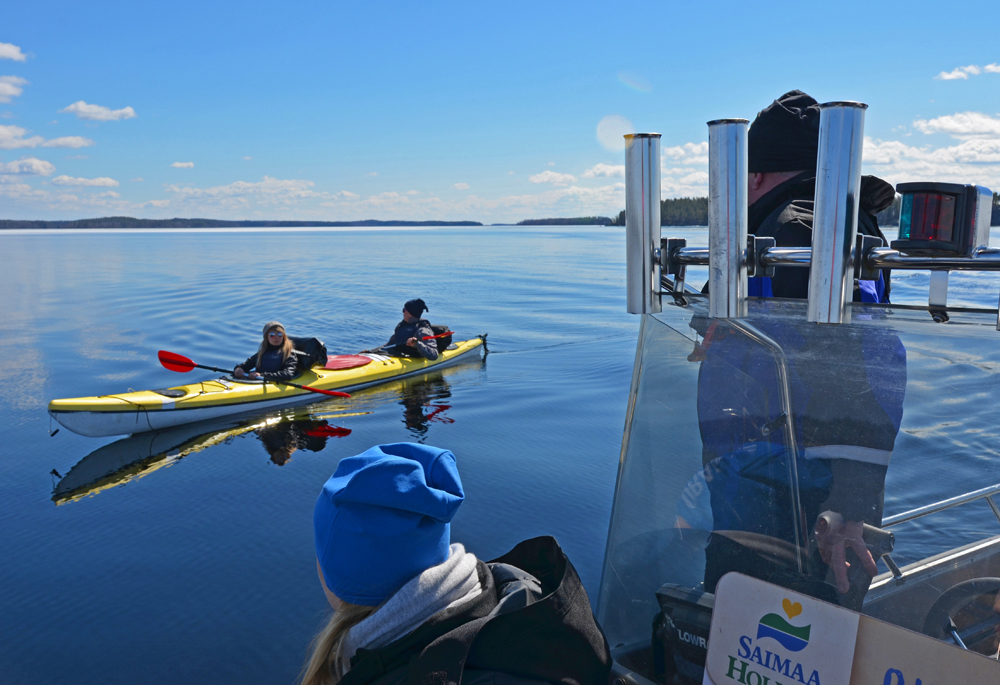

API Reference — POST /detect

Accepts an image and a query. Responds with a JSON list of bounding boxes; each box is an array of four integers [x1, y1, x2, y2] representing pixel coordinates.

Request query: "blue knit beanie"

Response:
[[313, 442, 464, 606]]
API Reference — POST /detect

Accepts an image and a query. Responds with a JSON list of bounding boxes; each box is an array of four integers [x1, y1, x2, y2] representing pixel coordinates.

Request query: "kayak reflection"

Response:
[[51, 412, 352, 504], [256, 419, 351, 466]]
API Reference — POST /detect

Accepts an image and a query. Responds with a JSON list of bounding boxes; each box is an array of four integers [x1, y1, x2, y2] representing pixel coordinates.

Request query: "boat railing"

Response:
[[883, 482, 1000, 528], [871, 482, 1000, 584]]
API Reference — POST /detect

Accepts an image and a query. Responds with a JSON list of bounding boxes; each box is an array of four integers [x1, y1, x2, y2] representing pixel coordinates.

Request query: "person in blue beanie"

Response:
[[300, 442, 612, 685]]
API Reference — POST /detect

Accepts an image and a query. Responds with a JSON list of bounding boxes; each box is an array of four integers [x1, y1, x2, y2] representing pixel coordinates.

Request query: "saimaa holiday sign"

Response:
[[703, 573, 1000, 685]]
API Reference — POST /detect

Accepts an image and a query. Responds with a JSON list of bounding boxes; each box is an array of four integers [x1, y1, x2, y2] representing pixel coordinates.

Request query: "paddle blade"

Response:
[[158, 350, 196, 373]]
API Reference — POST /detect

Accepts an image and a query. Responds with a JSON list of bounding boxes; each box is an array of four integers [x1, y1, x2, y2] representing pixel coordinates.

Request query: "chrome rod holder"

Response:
[[808, 102, 867, 324], [707, 119, 749, 318], [625, 133, 662, 314]]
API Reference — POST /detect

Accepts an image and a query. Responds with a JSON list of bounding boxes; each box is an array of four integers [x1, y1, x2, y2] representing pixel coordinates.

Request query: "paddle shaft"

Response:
[[159, 353, 350, 398]]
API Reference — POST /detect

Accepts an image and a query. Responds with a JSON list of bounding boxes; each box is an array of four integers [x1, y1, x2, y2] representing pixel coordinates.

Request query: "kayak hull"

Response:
[[50, 338, 484, 437]]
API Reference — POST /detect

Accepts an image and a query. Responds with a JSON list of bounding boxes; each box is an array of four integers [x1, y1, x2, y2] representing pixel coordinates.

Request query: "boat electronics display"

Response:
[[891, 182, 993, 256]]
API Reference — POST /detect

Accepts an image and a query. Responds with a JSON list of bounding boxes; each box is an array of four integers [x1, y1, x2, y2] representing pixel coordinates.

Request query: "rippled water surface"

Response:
[[4, 225, 1000, 684]]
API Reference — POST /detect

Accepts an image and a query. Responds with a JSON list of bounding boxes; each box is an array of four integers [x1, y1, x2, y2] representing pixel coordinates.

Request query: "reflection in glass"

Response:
[[599, 297, 1000, 679]]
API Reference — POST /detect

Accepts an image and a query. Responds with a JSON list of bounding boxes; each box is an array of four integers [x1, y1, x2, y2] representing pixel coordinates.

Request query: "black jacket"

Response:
[[341, 536, 611, 685], [234, 348, 299, 382], [748, 173, 895, 300], [385, 319, 439, 360]]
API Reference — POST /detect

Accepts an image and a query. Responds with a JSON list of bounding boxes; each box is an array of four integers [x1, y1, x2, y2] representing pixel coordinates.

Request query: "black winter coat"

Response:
[[748, 173, 896, 301], [340, 536, 611, 685], [234, 347, 299, 382], [385, 319, 439, 360]]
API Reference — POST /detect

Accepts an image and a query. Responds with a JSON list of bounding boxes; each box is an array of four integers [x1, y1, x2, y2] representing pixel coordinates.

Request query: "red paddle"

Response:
[[421, 331, 454, 340], [157, 350, 351, 398]]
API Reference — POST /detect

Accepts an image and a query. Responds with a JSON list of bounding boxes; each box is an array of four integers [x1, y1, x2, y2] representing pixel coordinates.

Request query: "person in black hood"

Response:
[[745, 90, 895, 302], [688, 92, 907, 612], [382, 299, 439, 360]]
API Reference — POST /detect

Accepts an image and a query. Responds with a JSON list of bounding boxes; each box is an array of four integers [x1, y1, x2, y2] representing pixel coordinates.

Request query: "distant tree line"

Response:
[[516, 216, 612, 226], [609, 192, 1000, 228], [0, 217, 483, 229], [609, 197, 710, 226]]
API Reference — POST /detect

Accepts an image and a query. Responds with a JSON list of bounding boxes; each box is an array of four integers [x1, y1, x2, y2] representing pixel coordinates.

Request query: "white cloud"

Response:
[[986, 64, 1000, 74], [42, 136, 94, 148], [166, 176, 321, 208], [863, 136, 1000, 189], [171, 161, 194, 168], [142, 199, 170, 208], [52, 175, 119, 187], [664, 141, 709, 165], [131, 177, 144, 182], [98, 190, 120, 198], [406, 190, 419, 195], [547, 161, 555, 166], [65, 154, 89, 160], [529, 170, 576, 185], [367, 171, 378, 177], [0, 43, 26, 62], [935, 65, 982, 80], [0, 111, 12, 119], [454, 182, 469, 190], [0, 76, 28, 103], [0, 157, 55, 175], [913, 111, 1000, 139], [596, 115, 634, 152], [583, 163, 625, 179], [0, 125, 93, 149], [61, 101, 137, 122]]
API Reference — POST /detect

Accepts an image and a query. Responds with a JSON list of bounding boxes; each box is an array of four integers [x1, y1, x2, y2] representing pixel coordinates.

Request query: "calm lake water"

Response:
[[3, 225, 999, 684]]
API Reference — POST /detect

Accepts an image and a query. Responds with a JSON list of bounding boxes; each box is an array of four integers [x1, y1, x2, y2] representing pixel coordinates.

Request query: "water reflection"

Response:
[[256, 420, 351, 466], [399, 373, 455, 439]]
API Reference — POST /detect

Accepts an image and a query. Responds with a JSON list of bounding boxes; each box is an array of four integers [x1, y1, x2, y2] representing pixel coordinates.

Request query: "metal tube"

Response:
[[672, 247, 711, 265], [707, 119, 749, 318], [625, 134, 662, 314], [867, 247, 1000, 271], [808, 102, 867, 324], [762, 247, 813, 267], [882, 482, 1000, 527]]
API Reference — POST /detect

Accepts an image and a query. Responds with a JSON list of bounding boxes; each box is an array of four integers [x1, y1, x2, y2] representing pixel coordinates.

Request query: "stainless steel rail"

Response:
[[882, 483, 1000, 528], [867, 247, 1000, 271], [667, 245, 1000, 272]]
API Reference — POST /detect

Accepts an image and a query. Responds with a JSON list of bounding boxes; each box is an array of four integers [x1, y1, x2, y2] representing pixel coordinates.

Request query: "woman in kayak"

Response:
[[301, 442, 611, 685], [234, 321, 298, 382]]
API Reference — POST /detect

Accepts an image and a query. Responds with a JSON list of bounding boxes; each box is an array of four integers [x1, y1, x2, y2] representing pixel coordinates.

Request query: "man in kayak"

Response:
[[381, 299, 439, 360]]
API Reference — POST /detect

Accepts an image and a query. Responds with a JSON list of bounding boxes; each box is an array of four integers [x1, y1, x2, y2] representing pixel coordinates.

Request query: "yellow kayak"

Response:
[[49, 336, 486, 437]]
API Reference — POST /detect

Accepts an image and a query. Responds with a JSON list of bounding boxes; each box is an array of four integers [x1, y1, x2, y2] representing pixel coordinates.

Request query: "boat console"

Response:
[[603, 105, 1000, 683]]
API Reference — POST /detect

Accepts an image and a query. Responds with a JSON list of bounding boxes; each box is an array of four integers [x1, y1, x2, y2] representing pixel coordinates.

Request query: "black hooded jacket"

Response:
[[340, 536, 611, 685], [748, 172, 895, 300]]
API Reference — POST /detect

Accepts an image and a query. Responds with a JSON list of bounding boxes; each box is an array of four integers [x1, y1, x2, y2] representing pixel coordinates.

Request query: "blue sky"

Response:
[[2, 0, 999, 222]]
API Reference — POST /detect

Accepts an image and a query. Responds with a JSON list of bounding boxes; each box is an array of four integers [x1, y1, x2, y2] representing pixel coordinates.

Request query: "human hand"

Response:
[[234, 367, 245, 379], [249, 371, 261, 379], [406, 337, 417, 347], [814, 511, 879, 594]]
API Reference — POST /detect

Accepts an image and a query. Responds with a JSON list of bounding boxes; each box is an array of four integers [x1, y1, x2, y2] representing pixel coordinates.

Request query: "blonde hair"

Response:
[[257, 324, 294, 369], [300, 601, 378, 685]]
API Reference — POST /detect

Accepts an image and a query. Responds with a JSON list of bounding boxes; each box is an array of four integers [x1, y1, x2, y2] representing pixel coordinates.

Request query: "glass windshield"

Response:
[[598, 296, 1000, 666]]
